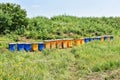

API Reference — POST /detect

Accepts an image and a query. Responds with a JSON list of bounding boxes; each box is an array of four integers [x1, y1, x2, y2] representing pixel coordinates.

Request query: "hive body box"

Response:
[[74, 39, 80, 46], [84, 38, 91, 43], [80, 38, 85, 44], [67, 39, 73, 48], [50, 40, 57, 49], [24, 43, 32, 51], [74, 38, 85, 46], [108, 35, 114, 41], [17, 43, 24, 51], [56, 39, 63, 49], [110, 35, 114, 40], [38, 42, 44, 51], [62, 39, 68, 48], [44, 40, 51, 49], [32, 43, 38, 51], [100, 37, 104, 42], [9, 43, 16, 51], [104, 36, 108, 41]]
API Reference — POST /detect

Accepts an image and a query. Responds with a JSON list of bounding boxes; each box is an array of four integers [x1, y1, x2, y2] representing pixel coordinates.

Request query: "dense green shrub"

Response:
[[0, 3, 28, 34]]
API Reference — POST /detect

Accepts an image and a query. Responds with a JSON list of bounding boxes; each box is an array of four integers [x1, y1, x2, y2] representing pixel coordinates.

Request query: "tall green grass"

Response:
[[0, 37, 120, 80]]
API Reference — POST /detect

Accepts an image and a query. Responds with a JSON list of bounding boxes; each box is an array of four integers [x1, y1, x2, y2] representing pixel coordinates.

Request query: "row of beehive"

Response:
[[9, 35, 114, 51]]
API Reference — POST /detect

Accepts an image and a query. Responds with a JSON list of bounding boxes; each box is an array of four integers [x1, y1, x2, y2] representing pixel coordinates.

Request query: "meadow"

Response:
[[0, 36, 120, 80]]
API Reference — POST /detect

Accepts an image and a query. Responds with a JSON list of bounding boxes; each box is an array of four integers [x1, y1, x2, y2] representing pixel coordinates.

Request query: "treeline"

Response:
[[1, 3, 120, 40]]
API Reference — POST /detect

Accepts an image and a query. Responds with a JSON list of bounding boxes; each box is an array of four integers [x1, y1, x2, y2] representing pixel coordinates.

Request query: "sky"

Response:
[[1, 0, 120, 18]]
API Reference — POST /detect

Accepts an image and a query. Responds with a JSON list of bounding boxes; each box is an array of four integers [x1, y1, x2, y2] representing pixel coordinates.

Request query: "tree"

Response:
[[0, 3, 28, 34]]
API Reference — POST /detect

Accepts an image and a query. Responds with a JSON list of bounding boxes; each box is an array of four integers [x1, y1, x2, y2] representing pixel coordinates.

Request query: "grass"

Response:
[[0, 36, 120, 80]]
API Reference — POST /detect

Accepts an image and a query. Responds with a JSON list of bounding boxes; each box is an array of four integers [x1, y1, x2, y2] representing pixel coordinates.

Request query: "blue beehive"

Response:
[[24, 43, 32, 51], [9, 43, 16, 51], [97, 37, 100, 40], [91, 37, 95, 41], [110, 35, 114, 40], [104, 36, 108, 41], [94, 37, 100, 41], [84, 38, 90, 43], [38, 42, 44, 51], [17, 43, 24, 51]]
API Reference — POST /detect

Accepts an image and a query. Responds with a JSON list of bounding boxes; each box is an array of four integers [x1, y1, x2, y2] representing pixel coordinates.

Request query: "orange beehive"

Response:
[[32, 43, 38, 51], [80, 38, 85, 44], [50, 40, 57, 49], [44, 40, 51, 49], [62, 40, 68, 48], [67, 39, 73, 48], [56, 39, 63, 49]]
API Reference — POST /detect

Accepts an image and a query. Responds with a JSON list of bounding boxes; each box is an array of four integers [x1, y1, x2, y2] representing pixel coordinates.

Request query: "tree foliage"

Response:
[[0, 3, 28, 34]]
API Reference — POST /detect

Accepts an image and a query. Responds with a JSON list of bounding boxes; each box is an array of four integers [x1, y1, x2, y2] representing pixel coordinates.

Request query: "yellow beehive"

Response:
[[74, 39, 80, 46], [107, 36, 111, 41], [44, 40, 51, 49], [100, 37, 104, 42], [32, 43, 38, 51]]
